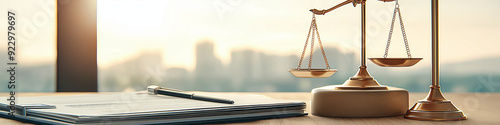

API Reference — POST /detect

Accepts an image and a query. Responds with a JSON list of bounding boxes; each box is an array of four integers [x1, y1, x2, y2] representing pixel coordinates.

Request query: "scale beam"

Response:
[[310, 0, 395, 15], [310, 0, 353, 15]]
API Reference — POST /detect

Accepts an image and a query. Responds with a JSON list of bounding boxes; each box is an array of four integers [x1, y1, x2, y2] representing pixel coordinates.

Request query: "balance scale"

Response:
[[289, 0, 467, 120]]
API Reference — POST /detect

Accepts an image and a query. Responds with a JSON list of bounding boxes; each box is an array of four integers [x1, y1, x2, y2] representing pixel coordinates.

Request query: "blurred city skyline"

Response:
[[98, 41, 500, 93], [1, 39, 499, 92]]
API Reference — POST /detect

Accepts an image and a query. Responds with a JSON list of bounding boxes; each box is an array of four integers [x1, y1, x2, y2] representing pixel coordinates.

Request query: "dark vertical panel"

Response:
[[56, 0, 97, 92]]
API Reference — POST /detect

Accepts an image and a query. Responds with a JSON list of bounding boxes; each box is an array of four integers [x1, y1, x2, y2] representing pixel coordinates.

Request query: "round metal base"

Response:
[[338, 66, 386, 89], [337, 77, 388, 90]]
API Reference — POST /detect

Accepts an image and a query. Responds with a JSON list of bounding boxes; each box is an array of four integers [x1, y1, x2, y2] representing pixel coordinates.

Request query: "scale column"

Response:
[[361, 3, 366, 67], [336, 0, 386, 89], [428, 0, 446, 101], [431, 0, 439, 88]]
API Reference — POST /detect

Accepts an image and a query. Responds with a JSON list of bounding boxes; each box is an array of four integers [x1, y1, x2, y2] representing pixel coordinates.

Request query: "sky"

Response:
[[96, 0, 500, 71], [1, 0, 499, 72], [0, 0, 56, 66]]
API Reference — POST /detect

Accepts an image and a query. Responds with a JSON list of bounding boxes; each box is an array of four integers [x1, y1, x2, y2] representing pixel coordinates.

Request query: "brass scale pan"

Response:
[[370, 0, 422, 68], [369, 58, 422, 67], [289, 14, 338, 78]]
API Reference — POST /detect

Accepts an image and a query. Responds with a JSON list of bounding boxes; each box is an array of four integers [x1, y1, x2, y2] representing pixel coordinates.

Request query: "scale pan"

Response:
[[289, 69, 338, 78], [369, 58, 422, 67]]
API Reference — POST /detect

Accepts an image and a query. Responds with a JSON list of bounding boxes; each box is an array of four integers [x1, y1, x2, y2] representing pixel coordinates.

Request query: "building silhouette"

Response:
[[194, 40, 229, 91]]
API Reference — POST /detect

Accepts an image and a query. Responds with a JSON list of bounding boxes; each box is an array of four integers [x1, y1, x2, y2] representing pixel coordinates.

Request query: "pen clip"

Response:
[[147, 85, 185, 95], [161, 88, 184, 92], [15, 104, 56, 116]]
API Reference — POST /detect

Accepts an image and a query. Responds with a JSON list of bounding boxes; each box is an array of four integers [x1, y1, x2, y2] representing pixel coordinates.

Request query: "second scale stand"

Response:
[[405, 0, 467, 120]]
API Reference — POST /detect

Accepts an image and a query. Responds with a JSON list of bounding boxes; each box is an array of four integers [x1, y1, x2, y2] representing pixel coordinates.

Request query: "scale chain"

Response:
[[313, 20, 331, 69], [383, 0, 412, 58], [309, 19, 316, 70], [384, 2, 398, 58], [297, 15, 316, 69], [297, 14, 331, 70], [397, 4, 412, 58]]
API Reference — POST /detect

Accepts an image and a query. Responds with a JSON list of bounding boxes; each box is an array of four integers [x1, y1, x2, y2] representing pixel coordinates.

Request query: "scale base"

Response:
[[311, 85, 408, 117], [405, 86, 467, 120], [405, 101, 467, 120]]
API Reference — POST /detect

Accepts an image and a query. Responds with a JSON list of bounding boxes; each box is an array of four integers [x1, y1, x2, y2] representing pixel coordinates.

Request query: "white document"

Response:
[[1, 92, 305, 124]]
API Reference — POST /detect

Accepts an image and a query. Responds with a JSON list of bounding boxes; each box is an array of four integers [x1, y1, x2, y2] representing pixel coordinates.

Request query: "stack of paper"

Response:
[[0, 92, 306, 124]]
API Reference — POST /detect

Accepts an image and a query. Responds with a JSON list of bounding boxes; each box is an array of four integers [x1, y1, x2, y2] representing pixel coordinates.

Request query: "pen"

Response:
[[147, 85, 234, 104]]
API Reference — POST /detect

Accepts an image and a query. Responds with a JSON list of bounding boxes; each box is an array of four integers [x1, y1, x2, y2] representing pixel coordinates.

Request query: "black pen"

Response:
[[147, 85, 234, 104]]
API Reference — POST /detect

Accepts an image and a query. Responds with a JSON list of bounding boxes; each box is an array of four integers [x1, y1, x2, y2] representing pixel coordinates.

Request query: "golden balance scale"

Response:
[[289, 0, 466, 120]]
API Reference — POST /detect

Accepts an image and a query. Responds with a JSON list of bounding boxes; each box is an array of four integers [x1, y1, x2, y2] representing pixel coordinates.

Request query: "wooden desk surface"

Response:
[[1, 92, 499, 125]]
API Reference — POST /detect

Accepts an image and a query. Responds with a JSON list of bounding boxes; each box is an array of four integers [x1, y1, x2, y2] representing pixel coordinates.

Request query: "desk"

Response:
[[1, 92, 499, 125]]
